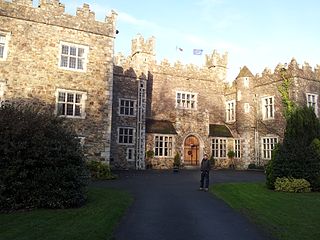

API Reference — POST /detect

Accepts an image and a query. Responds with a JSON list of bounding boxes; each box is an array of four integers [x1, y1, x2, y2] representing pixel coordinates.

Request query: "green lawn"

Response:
[[211, 183, 320, 240], [0, 187, 133, 240]]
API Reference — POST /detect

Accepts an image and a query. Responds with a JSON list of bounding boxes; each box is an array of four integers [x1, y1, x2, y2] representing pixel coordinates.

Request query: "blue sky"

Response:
[[58, 0, 319, 81]]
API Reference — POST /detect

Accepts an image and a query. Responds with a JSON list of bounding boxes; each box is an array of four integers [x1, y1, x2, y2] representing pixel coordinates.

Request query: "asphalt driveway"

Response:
[[92, 170, 274, 240]]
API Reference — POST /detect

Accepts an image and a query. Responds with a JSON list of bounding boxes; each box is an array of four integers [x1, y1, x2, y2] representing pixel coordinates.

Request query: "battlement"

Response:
[[205, 50, 228, 69], [115, 53, 227, 83], [254, 58, 320, 86], [0, 0, 117, 37], [131, 34, 155, 56]]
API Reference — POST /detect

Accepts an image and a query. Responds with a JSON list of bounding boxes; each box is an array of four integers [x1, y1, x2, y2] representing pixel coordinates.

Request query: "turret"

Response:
[[131, 34, 155, 78], [205, 50, 228, 81]]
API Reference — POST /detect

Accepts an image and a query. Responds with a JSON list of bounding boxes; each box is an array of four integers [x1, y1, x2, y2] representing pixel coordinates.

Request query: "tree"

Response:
[[266, 106, 320, 190], [0, 104, 89, 211]]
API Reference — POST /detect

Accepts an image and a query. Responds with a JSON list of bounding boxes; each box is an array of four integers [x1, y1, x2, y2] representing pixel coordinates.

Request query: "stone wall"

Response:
[[0, 0, 117, 162]]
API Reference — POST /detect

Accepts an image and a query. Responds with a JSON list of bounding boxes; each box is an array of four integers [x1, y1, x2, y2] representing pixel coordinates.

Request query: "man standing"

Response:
[[200, 154, 211, 192]]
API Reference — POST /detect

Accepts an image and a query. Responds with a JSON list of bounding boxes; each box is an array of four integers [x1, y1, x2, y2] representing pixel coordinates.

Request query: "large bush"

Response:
[[0, 104, 89, 211], [266, 106, 320, 190]]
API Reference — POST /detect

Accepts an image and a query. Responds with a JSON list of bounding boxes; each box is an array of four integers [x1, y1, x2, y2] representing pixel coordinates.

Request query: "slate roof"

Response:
[[236, 66, 254, 78], [209, 124, 233, 137], [146, 119, 177, 134]]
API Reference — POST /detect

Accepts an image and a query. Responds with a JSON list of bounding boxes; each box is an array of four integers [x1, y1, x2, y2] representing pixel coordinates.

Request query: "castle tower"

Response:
[[130, 34, 155, 170], [131, 34, 155, 77], [205, 50, 228, 81], [235, 66, 256, 166]]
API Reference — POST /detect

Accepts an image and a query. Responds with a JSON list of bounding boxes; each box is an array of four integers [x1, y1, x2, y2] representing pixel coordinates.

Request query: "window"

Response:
[[262, 96, 274, 120], [0, 81, 6, 106], [234, 139, 241, 158], [261, 137, 278, 160], [118, 127, 135, 145], [176, 91, 197, 110], [55, 89, 87, 118], [154, 135, 173, 157], [306, 93, 318, 116], [126, 148, 135, 162], [244, 103, 250, 113], [0, 32, 10, 60], [59, 42, 88, 71], [119, 99, 136, 116], [226, 100, 236, 122], [212, 138, 227, 158]]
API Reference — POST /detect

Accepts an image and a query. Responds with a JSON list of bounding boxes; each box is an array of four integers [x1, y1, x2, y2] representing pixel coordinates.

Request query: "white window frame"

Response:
[[261, 96, 275, 120], [306, 93, 318, 117], [176, 91, 197, 110], [119, 98, 136, 116], [234, 139, 241, 159], [126, 148, 135, 162], [58, 41, 88, 72], [55, 89, 87, 119], [211, 138, 227, 159], [0, 31, 10, 61], [154, 135, 174, 157], [226, 100, 236, 122], [117, 127, 135, 145], [261, 137, 278, 160]]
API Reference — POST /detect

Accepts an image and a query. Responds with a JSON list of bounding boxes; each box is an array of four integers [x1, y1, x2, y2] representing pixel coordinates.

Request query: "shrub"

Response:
[[86, 160, 116, 180], [0, 104, 89, 211], [266, 107, 320, 190], [173, 153, 181, 167], [210, 155, 215, 168], [274, 177, 311, 193], [248, 163, 256, 169]]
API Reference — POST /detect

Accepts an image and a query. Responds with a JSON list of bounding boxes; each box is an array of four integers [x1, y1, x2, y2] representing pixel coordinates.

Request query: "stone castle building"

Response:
[[1, 1, 320, 169]]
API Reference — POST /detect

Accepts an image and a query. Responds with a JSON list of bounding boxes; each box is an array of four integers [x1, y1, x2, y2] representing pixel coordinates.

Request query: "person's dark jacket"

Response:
[[200, 158, 211, 172]]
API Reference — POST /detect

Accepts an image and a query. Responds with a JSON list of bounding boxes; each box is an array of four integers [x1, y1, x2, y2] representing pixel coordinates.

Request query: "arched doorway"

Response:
[[184, 135, 200, 166]]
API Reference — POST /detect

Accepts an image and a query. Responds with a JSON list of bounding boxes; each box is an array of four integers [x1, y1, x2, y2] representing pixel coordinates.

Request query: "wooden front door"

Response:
[[184, 135, 200, 165]]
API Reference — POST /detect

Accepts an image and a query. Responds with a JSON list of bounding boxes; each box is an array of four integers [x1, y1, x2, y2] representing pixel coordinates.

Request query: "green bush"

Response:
[[86, 160, 116, 180], [274, 177, 311, 193], [173, 153, 181, 167], [266, 107, 320, 190], [0, 104, 89, 211], [248, 163, 256, 169]]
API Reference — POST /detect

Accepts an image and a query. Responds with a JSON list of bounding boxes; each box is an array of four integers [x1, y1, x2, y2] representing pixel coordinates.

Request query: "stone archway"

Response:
[[184, 135, 200, 166]]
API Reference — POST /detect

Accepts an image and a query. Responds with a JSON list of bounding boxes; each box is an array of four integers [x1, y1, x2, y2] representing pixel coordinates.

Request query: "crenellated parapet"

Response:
[[0, 0, 117, 37], [255, 58, 320, 86], [205, 50, 228, 69], [114, 53, 227, 83], [131, 34, 155, 56]]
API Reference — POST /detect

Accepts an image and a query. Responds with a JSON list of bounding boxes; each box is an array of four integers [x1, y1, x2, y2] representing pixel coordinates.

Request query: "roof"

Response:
[[236, 66, 254, 78], [146, 119, 177, 134], [209, 124, 233, 138]]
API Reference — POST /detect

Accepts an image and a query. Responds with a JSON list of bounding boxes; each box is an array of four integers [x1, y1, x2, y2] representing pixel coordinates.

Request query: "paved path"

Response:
[[92, 170, 274, 240]]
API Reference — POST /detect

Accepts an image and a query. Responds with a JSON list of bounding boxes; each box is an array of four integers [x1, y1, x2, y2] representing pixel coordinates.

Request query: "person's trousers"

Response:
[[200, 170, 209, 188]]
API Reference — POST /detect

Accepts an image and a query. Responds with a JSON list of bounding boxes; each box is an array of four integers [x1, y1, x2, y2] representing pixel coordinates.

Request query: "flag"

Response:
[[176, 46, 183, 52], [193, 49, 203, 55]]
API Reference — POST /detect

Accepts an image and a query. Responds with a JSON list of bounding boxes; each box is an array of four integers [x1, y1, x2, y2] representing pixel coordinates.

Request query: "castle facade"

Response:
[[1, 1, 320, 169]]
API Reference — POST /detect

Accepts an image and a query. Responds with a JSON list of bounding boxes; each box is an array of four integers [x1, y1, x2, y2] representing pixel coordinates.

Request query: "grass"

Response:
[[0, 187, 133, 240], [211, 183, 320, 240]]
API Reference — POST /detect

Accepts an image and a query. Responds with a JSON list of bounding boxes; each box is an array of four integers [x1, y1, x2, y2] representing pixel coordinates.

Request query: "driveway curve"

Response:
[[92, 170, 274, 240]]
